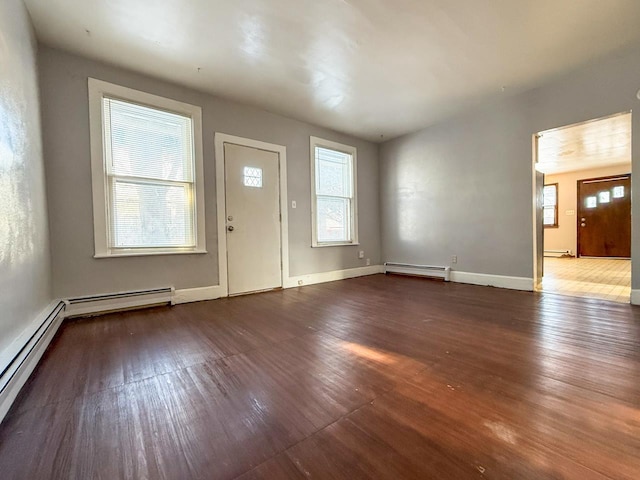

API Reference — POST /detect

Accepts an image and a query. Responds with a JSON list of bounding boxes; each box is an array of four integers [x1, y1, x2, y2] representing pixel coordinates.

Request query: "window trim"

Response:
[[309, 136, 359, 247], [543, 183, 559, 228], [88, 78, 206, 257]]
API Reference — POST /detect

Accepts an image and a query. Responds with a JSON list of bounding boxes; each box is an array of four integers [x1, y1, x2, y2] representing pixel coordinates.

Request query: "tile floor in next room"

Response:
[[542, 257, 631, 303]]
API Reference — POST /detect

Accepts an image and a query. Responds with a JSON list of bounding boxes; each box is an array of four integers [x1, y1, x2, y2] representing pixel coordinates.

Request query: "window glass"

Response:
[[612, 186, 624, 198], [112, 181, 193, 248], [243, 166, 263, 188], [543, 185, 556, 207], [543, 184, 558, 227]]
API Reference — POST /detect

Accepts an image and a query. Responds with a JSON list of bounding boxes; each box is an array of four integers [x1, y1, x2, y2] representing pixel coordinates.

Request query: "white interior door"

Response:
[[224, 143, 282, 295]]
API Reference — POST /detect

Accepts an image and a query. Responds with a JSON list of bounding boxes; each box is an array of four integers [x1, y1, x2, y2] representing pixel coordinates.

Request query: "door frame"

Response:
[[531, 111, 633, 296], [214, 133, 290, 297], [531, 133, 542, 291]]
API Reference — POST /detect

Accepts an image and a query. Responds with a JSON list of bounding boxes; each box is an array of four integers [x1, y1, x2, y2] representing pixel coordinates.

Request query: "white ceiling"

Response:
[[24, 0, 640, 142], [536, 112, 631, 175]]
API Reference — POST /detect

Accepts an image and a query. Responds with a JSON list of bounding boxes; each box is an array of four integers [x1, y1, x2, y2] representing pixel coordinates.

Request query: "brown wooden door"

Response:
[[577, 174, 631, 257]]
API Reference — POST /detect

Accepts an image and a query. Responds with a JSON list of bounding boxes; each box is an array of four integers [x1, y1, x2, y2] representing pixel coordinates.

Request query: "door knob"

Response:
[[227, 225, 234, 232], [581, 223, 586, 227]]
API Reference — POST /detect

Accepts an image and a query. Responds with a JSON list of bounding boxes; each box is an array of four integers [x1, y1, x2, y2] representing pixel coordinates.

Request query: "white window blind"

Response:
[[311, 137, 357, 246], [103, 98, 196, 249], [543, 184, 558, 227]]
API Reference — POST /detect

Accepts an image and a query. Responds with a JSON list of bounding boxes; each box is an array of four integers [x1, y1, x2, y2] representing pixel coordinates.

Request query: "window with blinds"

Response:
[[89, 79, 205, 257], [310, 137, 358, 246], [543, 183, 558, 228]]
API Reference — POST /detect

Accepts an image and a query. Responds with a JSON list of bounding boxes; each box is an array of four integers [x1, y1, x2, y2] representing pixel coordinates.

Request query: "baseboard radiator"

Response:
[[384, 262, 451, 281], [0, 301, 66, 422], [544, 249, 573, 258], [65, 287, 175, 318]]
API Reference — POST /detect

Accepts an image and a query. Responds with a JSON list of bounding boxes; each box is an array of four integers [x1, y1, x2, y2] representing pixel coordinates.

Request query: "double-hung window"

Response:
[[88, 78, 206, 257], [310, 137, 358, 246], [543, 183, 558, 228]]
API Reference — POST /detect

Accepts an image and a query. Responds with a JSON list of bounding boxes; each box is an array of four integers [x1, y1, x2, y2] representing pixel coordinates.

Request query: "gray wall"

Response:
[[39, 47, 381, 298], [0, 0, 52, 356], [380, 43, 640, 287]]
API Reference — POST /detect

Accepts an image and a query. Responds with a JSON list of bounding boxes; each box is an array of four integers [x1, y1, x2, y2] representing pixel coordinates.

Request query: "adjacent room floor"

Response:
[[541, 257, 631, 303], [0, 275, 638, 479]]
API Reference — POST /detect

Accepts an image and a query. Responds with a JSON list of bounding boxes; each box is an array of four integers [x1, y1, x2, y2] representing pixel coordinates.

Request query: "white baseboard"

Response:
[[631, 290, 640, 305], [449, 271, 534, 291], [0, 301, 65, 423], [173, 285, 225, 304], [284, 265, 383, 288], [65, 287, 174, 318]]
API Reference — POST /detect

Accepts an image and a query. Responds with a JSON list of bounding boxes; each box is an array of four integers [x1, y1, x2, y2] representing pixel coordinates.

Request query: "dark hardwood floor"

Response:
[[0, 274, 639, 479]]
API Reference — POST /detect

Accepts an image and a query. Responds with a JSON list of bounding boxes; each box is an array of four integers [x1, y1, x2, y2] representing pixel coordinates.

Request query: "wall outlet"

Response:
[[358, 250, 365, 259], [451, 255, 457, 264], [366, 258, 371, 266]]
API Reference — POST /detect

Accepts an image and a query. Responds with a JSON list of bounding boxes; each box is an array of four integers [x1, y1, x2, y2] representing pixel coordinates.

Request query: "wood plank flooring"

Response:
[[0, 274, 638, 479]]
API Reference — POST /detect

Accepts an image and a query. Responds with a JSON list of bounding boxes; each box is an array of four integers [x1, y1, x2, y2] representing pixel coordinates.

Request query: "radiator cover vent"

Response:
[[384, 263, 451, 281]]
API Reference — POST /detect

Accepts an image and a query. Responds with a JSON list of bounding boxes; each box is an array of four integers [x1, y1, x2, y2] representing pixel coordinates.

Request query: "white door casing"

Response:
[[224, 143, 281, 294], [214, 133, 290, 296]]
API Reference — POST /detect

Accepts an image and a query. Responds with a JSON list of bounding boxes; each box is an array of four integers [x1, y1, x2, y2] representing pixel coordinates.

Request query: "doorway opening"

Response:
[[533, 112, 632, 303]]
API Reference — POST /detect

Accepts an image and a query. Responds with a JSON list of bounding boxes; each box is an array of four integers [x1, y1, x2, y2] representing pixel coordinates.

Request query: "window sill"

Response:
[[94, 249, 208, 258], [311, 242, 360, 248]]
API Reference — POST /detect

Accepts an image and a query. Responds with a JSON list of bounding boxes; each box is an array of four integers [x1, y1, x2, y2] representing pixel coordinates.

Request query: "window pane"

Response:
[[598, 191, 610, 204], [112, 180, 194, 248], [613, 186, 624, 198], [105, 98, 193, 182], [243, 166, 262, 188], [543, 185, 556, 207], [543, 206, 555, 225], [316, 147, 352, 197], [317, 196, 350, 242], [585, 196, 597, 208]]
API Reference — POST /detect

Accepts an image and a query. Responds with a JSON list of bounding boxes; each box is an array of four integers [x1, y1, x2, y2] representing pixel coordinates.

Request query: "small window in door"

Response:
[[613, 186, 625, 198], [543, 184, 558, 228], [599, 191, 611, 204], [585, 196, 597, 208], [243, 167, 263, 188]]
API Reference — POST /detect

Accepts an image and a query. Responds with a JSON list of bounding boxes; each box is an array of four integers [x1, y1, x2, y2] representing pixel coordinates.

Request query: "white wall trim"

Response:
[[173, 285, 225, 304], [449, 271, 534, 291], [531, 132, 542, 292], [284, 265, 383, 288], [214, 133, 290, 296], [630, 289, 640, 305], [0, 301, 65, 423]]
